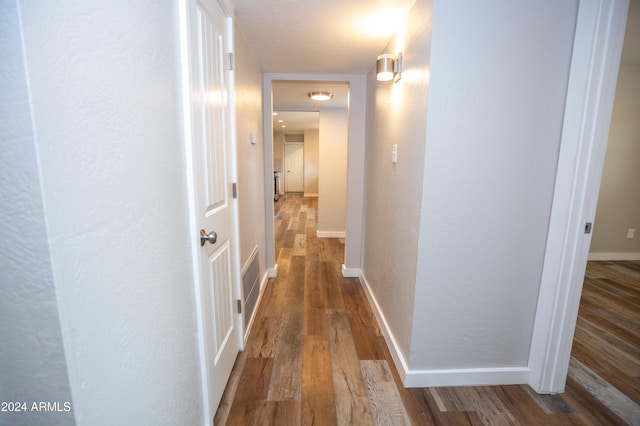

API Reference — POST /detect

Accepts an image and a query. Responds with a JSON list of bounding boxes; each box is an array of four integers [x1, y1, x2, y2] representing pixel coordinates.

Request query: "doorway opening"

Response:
[[564, 4, 640, 417], [263, 76, 366, 279], [272, 111, 319, 198], [272, 81, 349, 250]]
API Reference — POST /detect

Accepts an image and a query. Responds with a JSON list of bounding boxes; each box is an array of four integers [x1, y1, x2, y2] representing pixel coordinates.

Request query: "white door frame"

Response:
[[179, 0, 243, 422], [262, 74, 367, 278], [528, 0, 628, 393]]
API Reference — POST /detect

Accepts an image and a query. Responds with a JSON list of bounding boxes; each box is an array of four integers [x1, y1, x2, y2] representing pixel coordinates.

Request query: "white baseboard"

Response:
[[341, 265, 359, 278], [317, 230, 345, 238], [304, 193, 318, 198], [267, 264, 278, 278], [359, 272, 411, 384], [259, 270, 269, 291], [588, 252, 640, 261], [404, 367, 530, 388], [359, 271, 530, 388]]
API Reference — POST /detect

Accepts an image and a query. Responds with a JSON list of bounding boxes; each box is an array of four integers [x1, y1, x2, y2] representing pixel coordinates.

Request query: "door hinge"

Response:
[[227, 52, 234, 71], [237, 299, 242, 314], [584, 222, 592, 234], [232, 182, 237, 199]]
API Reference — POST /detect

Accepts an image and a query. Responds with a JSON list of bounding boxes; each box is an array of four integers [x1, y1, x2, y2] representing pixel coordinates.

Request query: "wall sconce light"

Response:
[[308, 91, 333, 101], [376, 53, 402, 82]]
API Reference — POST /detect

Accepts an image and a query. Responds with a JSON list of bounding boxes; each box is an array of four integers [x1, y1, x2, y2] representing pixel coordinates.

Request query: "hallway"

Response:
[[215, 194, 635, 425]]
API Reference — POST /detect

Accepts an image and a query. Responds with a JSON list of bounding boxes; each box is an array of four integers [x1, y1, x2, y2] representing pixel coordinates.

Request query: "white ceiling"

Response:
[[272, 81, 349, 132], [231, 0, 416, 74], [241, 0, 638, 133], [272, 111, 319, 132], [273, 81, 349, 108]]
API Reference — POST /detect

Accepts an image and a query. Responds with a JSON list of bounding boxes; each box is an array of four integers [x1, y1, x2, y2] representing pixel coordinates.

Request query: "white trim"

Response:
[[359, 272, 410, 384], [263, 74, 367, 284], [262, 78, 276, 279], [224, 13, 244, 354], [240, 245, 259, 276], [404, 367, 530, 388], [528, 0, 628, 394], [304, 193, 318, 198], [178, 0, 211, 422], [360, 271, 529, 387], [317, 230, 345, 238], [216, 0, 234, 16], [267, 264, 278, 278], [341, 265, 359, 277], [588, 252, 640, 261]]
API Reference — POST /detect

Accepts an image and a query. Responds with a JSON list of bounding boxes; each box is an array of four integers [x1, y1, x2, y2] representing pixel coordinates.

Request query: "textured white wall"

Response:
[[590, 66, 640, 255], [304, 129, 319, 195], [361, 0, 433, 361], [413, 0, 578, 369], [318, 109, 349, 234], [342, 76, 368, 272], [235, 21, 267, 275], [273, 131, 284, 177], [0, 2, 74, 425], [15, 1, 203, 424]]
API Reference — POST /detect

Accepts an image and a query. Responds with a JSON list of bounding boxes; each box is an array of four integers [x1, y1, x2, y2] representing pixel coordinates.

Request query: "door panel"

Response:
[[199, 4, 227, 213], [187, 0, 240, 417], [207, 241, 232, 362], [285, 143, 304, 192]]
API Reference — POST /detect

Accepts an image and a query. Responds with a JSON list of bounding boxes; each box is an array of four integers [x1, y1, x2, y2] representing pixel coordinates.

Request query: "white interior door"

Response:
[[284, 142, 304, 192], [185, 0, 240, 418]]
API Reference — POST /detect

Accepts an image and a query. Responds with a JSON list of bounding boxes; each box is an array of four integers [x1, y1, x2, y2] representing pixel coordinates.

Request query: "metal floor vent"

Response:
[[242, 249, 260, 330]]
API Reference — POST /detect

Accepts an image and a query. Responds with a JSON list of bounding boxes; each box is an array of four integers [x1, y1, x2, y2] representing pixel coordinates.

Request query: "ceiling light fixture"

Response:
[[376, 52, 402, 82], [308, 91, 333, 101]]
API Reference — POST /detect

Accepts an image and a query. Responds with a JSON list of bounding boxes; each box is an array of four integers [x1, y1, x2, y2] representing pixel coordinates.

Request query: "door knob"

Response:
[[200, 229, 217, 246]]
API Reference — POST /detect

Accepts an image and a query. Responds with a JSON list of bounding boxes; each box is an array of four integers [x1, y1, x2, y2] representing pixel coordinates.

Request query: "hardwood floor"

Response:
[[569, 260, 640, 425], [215, 193, 639, 425]]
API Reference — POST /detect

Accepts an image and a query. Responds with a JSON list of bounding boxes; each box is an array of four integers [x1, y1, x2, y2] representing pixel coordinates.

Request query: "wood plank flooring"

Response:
[[215, 193, 639, 425], [569, 260, 640, 425]]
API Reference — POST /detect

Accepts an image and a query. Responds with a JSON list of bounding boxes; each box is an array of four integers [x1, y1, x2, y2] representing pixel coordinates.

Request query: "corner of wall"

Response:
[[358, 271, 411, 384]]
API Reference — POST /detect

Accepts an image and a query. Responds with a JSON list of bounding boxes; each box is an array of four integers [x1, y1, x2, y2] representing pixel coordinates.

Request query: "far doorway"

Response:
[[284, 142, 304, 192]]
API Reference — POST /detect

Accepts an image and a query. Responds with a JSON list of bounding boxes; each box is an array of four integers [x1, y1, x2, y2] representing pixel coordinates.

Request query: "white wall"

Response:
[[262, 74, 367, 277], [9, 1, 204, 424], [362, 0, 580, 386], [318, 108, 349, 236], [272, 131, 284, 195], [361, 0, 433, 362], [304, 129, 319, 196], [590, 65, 640, 257], [413, 0, 577, 373], [235, 21, 268, 279], [343, 76, 368, 273], [0, 2, 74, 424]]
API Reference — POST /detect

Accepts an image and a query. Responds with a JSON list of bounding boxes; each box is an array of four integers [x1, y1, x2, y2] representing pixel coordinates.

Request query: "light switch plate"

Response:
[[392, 144, 398, 164]]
